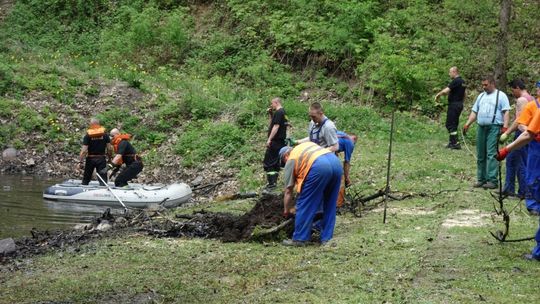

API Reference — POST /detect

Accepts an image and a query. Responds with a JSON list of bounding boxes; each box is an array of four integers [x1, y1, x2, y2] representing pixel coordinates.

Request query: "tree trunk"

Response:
[[494, 0, 512, 88]]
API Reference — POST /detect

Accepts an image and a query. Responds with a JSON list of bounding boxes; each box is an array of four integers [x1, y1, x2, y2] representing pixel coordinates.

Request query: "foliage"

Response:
[[0, 0, 539, 183], [0, 61, 14, 96], [174, 120, 246, 167], [96, 108, 141, 134], [99, 5, 193, 67]]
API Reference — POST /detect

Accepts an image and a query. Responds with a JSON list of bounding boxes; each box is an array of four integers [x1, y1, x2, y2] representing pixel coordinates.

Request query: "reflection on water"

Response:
[[0, 174, 123, 239]]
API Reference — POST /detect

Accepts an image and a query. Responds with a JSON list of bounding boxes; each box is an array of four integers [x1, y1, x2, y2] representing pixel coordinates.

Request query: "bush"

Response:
[[0, 62, 14, 96], [99, 5, 193, 66], [0, 98, 20, 118], [174, 120, 246, 166], [17, 107, 45, 132], [97, 108, 141, 133]]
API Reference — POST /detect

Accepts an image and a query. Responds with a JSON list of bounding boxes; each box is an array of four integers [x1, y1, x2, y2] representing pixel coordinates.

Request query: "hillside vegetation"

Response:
[[0, 0, 539, 188]]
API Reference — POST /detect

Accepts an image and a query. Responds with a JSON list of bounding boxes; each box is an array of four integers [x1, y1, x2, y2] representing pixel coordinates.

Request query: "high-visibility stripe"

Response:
[[289, 142, 331, 192]]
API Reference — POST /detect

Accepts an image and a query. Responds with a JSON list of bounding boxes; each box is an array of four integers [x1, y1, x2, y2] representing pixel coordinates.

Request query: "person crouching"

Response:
[[109, 128, 143, 187]]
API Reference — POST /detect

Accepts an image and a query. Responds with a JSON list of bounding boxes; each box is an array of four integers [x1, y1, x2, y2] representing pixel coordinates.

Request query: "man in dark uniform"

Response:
[[79, 118, 111, 186], [110, 128, 143, 187], [263, 97, 288, 190], [435, 66, 466, 149]]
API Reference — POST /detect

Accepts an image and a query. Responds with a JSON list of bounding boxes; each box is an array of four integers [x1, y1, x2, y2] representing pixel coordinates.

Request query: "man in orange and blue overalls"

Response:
[[497, 80, 540, 261], [279, 142, 342, 246]]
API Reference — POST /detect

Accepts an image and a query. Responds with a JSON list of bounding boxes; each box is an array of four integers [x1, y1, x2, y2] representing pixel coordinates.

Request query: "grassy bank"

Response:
[[2, 134, 539, 303]]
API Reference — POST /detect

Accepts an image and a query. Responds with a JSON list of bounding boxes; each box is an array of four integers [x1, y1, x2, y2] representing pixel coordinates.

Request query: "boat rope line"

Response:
[[460, 128, 477, 161]]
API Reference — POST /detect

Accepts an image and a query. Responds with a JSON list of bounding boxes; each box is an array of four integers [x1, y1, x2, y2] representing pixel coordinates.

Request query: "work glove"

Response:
[[499, 132, 509, 143], [106, 163, 121, 177], [496, 147, 509, 161], [462, 124, 469, 136], [285, 137, 297, 146], [500, 127, 508, 135], [283, 211, 294, 219]]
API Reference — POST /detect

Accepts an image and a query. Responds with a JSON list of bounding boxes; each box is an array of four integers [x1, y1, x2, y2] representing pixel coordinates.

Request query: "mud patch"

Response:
[[0, 209, 130, 266], [155, 193, 292, 242], [441, 209, 490, 228]]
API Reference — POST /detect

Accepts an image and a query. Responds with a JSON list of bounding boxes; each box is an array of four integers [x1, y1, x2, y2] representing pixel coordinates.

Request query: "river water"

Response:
[[0, 174, 121, 239]]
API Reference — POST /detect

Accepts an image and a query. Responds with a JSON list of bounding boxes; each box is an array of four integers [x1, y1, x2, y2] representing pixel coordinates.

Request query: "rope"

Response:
[[459, 128, 477, 160]]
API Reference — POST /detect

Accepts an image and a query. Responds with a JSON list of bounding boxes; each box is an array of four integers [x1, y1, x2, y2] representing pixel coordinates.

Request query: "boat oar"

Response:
[[95, 171, 129, 213]]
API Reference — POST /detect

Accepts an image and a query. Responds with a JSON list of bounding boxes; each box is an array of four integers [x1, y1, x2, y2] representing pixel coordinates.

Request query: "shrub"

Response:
[[17, 107, 45, 132], [0, 62, 14, 96], [96, 108, 141, 132], [99, 5, 193, 66], [174, 120, 245, 166]]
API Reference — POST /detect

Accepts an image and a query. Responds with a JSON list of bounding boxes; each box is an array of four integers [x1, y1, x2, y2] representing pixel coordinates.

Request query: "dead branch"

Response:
[[250, 218, 293, 240]]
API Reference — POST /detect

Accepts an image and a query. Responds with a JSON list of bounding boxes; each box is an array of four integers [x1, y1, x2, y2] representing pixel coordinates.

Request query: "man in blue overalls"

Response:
[[499, 79, 534, 198], [279, 143, 342, 246], [497, 80, 540, 261]]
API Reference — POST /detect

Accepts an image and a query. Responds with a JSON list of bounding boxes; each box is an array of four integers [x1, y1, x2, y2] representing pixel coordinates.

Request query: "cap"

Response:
[[279, 146, 292, 167]]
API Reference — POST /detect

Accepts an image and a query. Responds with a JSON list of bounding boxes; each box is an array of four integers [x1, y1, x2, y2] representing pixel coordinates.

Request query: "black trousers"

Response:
[[445, 102, 463, 133], [263, 139, 286, 173], [82, 156, 107, 185], [115, 161, 143, 187]]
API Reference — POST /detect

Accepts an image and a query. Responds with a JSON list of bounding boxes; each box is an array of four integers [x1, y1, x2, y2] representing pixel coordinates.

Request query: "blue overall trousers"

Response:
[[527, 140, 540, 259], [525, 98, 540, 213], [527, 98, 540, 258], [503, 130, 528, 196], [293, 153, 342, 242]]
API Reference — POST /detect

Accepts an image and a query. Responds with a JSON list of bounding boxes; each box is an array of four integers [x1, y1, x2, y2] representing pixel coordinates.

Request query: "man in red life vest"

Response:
[[109, 128, 143, 187]]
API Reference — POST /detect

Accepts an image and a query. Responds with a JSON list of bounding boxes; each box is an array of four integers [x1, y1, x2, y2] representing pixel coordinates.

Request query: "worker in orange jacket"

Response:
[[279, 142, 342, 246]]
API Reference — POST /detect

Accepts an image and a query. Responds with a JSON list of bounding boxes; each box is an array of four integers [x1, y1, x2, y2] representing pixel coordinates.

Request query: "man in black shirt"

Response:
[[263, 97, 289, 189], [79, 118, 112, 185], [435, 66, 466, 149], [110, 128, 143, 187]]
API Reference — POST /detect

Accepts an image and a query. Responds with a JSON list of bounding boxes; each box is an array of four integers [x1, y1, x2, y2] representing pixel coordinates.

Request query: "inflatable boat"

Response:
[[43, 179, 192, 209]]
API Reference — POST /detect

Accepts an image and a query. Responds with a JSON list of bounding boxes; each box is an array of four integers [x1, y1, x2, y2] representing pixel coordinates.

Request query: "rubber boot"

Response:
[[265, 172, 278, 190], [448, 134, 461, 150], [446, 135, 453, 148]]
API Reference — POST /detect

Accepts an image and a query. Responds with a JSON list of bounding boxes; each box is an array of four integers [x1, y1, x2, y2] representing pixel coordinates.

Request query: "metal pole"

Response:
[[95, 172, 129, 212], [383, 110, 395, 224]]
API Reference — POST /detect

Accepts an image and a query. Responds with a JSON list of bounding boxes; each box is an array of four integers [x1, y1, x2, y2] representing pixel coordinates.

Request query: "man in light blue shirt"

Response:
[[463, 75, 510, 189]]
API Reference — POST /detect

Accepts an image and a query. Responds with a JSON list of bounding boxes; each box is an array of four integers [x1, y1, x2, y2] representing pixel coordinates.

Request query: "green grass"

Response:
[[2, 132, 539, 303]]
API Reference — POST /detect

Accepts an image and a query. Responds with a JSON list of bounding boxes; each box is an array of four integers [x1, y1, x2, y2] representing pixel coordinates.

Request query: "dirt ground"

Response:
[[158, 193, 291, 242]]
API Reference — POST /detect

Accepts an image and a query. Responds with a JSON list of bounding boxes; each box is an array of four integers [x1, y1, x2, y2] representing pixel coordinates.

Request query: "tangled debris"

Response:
[[1, 193, 292, 267], [0, 209, 130, 265], [154, 193, 292, 242]]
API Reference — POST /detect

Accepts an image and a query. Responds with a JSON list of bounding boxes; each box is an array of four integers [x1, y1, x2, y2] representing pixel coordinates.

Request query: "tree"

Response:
[[494, 0, 512, 88]]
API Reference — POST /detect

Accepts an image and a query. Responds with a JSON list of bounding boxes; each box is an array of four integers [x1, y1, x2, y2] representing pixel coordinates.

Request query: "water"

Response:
[[0, 174, 120, 239]]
